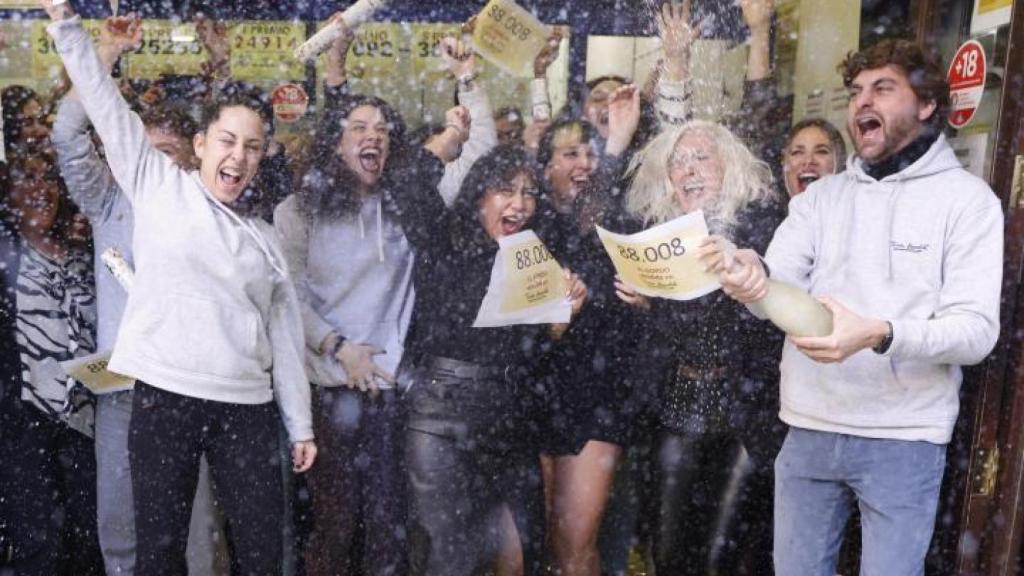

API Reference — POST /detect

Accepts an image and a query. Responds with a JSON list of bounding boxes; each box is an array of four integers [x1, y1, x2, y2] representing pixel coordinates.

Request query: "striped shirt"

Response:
[[15, 244, 97, 437]]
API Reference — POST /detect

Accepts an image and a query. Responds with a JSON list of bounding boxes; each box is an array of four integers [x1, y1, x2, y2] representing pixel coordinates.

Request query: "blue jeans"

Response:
[[774, 427, 946, 576]]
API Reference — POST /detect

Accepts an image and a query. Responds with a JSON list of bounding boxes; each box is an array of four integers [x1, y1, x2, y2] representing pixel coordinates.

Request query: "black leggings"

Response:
[[129, 382, 284, 576], [653, 423, 782, 576]]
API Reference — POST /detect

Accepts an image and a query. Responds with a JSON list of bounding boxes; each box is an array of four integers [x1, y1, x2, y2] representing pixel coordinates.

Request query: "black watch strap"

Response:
[[872, 321, 894, 354]]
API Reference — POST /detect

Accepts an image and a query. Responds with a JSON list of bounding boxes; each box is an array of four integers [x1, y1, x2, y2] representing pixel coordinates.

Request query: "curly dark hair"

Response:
[[839, 39, 949, 132], [299, 94, 407, 220], [450, 144, 543, 247]]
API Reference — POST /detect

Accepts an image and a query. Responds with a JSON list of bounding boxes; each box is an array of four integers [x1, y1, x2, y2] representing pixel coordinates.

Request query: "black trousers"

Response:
[[306, 387, 408, 576], [0, 403, 103, 576], [653, 420, 782, 576], [129, 381, 284, 576], [403, 358, 546, 576]]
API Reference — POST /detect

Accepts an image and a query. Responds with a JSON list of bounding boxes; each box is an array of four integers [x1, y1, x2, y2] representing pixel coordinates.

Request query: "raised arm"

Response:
[[437, 35, 497, 205], [42, 3, 176, 206], [52, 16, 141, 222], [655, 0, 699, 129]]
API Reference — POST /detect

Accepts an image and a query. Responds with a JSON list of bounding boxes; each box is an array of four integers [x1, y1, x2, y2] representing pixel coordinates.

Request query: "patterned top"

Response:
[[15, 244, 97, 437]]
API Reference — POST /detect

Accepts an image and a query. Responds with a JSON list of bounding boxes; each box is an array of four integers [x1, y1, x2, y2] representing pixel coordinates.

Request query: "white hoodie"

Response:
[[48, 17, 312, 442], [765, 134, 1002, 444]]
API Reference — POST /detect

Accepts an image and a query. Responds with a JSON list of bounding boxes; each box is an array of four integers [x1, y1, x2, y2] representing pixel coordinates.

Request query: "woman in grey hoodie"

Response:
[[41, 2, 316, 574]]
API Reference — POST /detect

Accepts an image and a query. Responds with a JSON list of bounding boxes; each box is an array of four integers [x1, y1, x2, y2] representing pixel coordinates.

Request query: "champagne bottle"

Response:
[[749, 279, 833, 337], [293, 0, 388, 64]]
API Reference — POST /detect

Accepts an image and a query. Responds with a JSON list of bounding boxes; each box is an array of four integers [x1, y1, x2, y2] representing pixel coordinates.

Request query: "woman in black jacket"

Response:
[[393, 144, 585, 576], [616, 119, 786, 576]]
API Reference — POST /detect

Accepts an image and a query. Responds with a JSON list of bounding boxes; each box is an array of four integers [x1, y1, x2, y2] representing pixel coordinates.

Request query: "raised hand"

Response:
[[98, 14, 142, 72], [324, 12, 357, 87], [195, 13, 230, 72], [605, 84, 641, 157], [658, 0, 700, 81], [39, 0, 75, 21], [440, 35, 475, 81], [740, 0, 773, 80], [533, 27, 563, 78]]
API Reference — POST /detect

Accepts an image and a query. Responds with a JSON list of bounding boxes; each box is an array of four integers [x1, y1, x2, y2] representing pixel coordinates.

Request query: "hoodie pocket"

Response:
[[140, 292, 260, 380], [835, 350, 901, 416]]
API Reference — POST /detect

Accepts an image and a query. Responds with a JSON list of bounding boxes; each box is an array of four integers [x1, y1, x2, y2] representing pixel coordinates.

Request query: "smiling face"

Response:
[[193, 105, 266, 203], [544, 125, 598, 212], [584, 78, 625, 139], [784, 126, 838, 196], [337, 105, 391, 189], [17, 98, 51, 153], [8, 157, 61, 235], [846, 64, 936, 163], [478, 171, 538, 241], [668, 130, 725, 214]]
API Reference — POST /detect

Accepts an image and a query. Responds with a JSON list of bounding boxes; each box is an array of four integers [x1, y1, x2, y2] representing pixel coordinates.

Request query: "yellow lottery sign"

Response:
[[473, 0, 550, 77], [474, 230, 571, 328], [596, 211, 721, 301], [347, 23, 400, 79], [123, 20, 205, 79], [231, 21, 305, 81], [32, 19, 103, 78], [412, 23, 461, 78], [62, 351, 135, 395]]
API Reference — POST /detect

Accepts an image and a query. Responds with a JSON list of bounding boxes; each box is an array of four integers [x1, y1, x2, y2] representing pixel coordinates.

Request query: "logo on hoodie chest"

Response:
[[890, 241, 930, 254]]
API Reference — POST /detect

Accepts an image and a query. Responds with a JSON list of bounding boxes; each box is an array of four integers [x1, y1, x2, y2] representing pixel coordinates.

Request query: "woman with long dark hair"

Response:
[[274, 26, 469, 573], [393, 143, 585, 575]]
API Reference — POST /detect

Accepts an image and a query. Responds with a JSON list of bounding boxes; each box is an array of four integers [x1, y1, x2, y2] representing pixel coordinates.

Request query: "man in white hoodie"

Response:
[[709, 39, 1003, 575]]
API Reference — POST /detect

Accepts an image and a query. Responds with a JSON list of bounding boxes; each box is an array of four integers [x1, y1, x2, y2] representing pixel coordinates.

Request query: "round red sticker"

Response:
[[947, 40, 986, 129], [270, 83, 309, 124]]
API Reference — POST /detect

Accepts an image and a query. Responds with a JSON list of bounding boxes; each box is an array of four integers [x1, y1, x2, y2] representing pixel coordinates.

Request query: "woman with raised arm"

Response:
[[391, 142, 585, 576], [40, 3, 315, 575]]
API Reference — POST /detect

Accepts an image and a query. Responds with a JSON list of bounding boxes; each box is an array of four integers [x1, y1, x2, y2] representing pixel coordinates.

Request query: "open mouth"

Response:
[[683, 183, 705, 196], [570, 174, 590, 187], [856, 116, 883, 143], [796, 171, 820, 191], [219, 167, 243, 187], [358, 148, 382, 174], [500, 214, 525, 236]]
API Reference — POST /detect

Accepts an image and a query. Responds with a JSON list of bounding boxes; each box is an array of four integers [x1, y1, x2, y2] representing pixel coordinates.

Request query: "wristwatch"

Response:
[[872, 321, 894, 354]]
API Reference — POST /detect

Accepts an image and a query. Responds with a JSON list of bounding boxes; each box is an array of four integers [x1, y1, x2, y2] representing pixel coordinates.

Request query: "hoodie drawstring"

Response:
[[376, 198, 385, 263]]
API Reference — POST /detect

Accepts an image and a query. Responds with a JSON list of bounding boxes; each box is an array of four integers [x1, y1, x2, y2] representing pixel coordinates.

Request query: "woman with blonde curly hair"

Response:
[[616, 118, 786, 576]]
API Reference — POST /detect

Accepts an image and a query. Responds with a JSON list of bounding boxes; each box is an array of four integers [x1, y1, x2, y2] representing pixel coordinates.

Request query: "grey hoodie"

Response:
[[51, 96, 133, 353], [274, 194, 414, 386], [49, 16, 312, 442], [765, 134, 1002, 444]]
